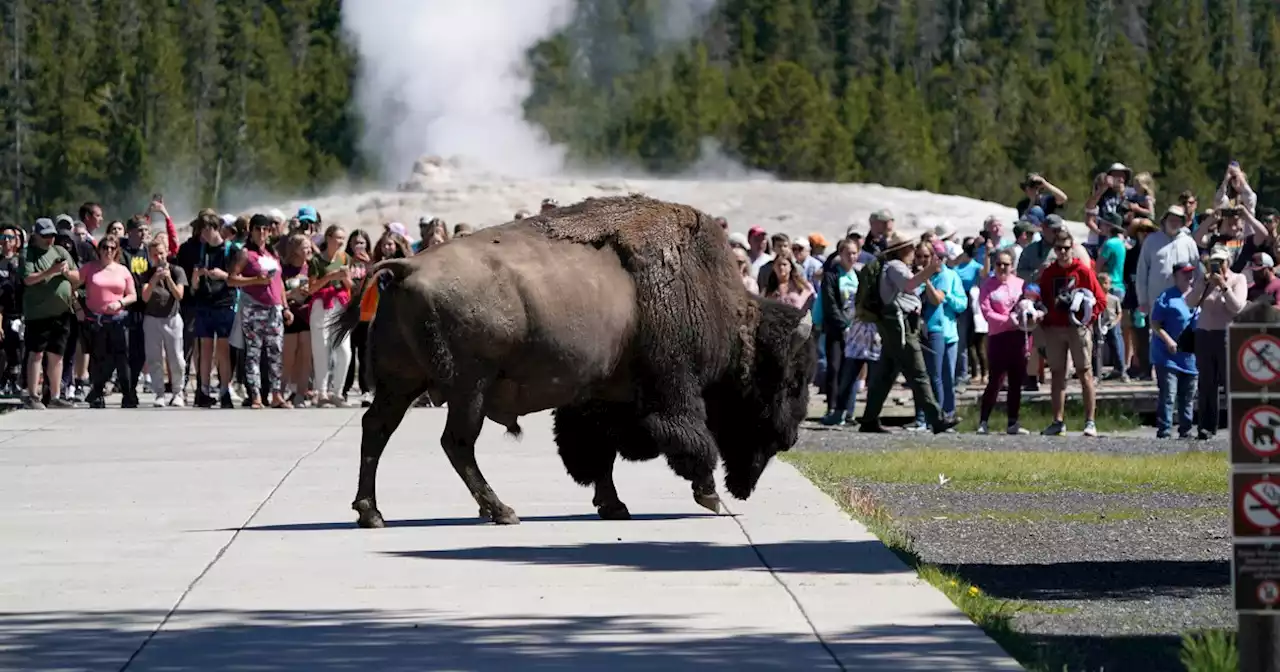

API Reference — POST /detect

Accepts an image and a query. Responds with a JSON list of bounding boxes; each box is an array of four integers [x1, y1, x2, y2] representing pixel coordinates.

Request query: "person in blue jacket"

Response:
[[913, 241, 968, 427]]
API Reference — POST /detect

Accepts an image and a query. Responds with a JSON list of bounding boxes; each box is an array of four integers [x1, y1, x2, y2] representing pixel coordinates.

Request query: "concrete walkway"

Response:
[[0, 407, 1020, 671]]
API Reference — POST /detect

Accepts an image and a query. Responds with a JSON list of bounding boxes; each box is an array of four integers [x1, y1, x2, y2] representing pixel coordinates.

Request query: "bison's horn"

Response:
[[793, 312, 812, 341]]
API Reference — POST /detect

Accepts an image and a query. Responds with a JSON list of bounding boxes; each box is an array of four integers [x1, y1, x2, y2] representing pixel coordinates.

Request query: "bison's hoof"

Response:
[[492, 507, 521, 525], [694, 492, 723, 514], [597, 501, 632, 520], [356, 510, 386, 528], [353, 500, 386, 529]]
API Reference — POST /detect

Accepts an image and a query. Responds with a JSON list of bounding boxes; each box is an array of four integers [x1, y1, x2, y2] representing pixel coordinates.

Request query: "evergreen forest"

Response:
[[3, 0, 1280, 225]]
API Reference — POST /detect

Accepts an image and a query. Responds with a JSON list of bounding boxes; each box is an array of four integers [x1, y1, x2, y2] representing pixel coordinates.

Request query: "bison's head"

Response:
[[708, 296, 817, 500]]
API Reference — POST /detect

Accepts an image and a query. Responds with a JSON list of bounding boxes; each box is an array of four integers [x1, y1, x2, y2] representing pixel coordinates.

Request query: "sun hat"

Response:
[[881, 230, 917, 256], [933, 221, 957, 241]]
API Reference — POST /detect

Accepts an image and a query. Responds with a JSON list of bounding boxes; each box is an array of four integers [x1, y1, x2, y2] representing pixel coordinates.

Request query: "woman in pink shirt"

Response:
[[229, 214, 291, 409], [765, 252, 815, 311], [976, 249, 1030, 435], [81, 234, 138, 408]]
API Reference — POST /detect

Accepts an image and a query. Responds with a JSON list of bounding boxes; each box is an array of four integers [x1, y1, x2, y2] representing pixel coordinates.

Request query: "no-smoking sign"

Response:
[[1234, 473, 1280, 538]]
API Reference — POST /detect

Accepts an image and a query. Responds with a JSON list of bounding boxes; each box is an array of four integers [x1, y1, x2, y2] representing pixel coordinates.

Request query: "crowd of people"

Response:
[[3, 197, 497, 411], [8, 172, 1278, 441], [729, 162, 1280, 439]]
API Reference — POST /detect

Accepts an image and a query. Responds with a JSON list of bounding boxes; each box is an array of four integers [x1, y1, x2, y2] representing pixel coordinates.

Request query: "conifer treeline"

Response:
[[0, 0, 360, 224], [4, 0, 1280, 226], [524, 0, 1280, 219]]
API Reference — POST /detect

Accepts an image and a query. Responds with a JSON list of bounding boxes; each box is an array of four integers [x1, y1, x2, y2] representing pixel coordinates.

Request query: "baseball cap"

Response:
[[1013, 221, 1036, 237], [1045, 214, 1067, 229], [870, 208, 894, 222], [1174, 261, 1198, 274], [1023, 206, 1046, 226], [1024, 283, 1041, 298], [33, 218, 57, 237], [808, 233, 829, 248], [1252, 252, 1276, 270], [1163, 204, 1186, 220], [296, 205, 318, 223], [54, 214, 75, 232], [747, 225, 766, 237], [791, 236, 810, 250]]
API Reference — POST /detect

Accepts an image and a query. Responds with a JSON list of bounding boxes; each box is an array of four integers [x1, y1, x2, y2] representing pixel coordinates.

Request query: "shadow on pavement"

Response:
[[0, 609, 1014, 671], [227, 512, 720, 532], [386, 539, 908, 575], [940, 559, 1229, 601]]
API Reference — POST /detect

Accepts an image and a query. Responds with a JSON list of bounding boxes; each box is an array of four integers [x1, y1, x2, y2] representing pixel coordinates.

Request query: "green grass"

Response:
[[784, 448, 1227, 495], [1179, 629, 1238, 672], [953, 398, 1144, 434]]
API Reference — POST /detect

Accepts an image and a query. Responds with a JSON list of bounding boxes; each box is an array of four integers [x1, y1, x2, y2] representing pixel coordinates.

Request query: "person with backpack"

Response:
[[856, 231, 959, 434]]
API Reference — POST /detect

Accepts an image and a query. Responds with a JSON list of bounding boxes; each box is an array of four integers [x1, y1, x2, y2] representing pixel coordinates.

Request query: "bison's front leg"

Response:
[[554, 402, 638, 520], [644, 401, 725, 516], [442, 385, 520, 525], [353, 389, 417, 528]]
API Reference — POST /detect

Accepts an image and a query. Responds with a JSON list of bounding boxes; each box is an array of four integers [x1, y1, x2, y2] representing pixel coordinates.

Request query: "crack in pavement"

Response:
[[721, 499, 848, 672], [117, 410, 359, 672]]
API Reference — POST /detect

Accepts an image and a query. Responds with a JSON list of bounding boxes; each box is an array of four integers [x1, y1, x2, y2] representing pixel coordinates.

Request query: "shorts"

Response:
[[284, 306, 310, 334], [194, 306, 237, 340], [24, 313, 71, 355], [1042, 325, 1093, 375]]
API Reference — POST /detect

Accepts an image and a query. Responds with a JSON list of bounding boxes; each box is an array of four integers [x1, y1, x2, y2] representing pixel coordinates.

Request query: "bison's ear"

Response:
[[791, 312, 812, 349]]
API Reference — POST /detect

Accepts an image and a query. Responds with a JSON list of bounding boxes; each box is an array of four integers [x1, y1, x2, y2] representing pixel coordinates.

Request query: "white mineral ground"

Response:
[[251, 154, 1090, 245]]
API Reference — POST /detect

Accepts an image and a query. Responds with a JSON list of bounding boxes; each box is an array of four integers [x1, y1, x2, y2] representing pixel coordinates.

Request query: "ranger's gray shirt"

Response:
[[880, 259, 922, 314]]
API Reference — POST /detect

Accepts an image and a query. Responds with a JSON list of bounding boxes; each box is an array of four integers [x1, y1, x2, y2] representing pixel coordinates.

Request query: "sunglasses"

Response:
[[995, 261, 1011, 268], [1054, 246, 1072, 252]]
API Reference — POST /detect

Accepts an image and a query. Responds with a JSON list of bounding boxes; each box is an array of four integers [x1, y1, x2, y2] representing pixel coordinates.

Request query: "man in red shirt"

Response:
[[1038, 231, 1106, 437]]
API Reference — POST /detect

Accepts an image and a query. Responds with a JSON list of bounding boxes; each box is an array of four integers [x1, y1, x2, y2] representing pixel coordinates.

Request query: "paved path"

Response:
[[0, 407, 1020, 671]]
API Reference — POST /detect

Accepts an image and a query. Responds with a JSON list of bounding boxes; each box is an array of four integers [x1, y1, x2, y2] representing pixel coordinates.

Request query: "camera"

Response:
[[1209, 260, 1224, 275], [1219, 207, 1241, 218]]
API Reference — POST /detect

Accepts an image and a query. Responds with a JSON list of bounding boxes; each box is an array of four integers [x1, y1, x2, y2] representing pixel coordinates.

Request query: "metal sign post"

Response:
[[1231, 323, 1280, 671]]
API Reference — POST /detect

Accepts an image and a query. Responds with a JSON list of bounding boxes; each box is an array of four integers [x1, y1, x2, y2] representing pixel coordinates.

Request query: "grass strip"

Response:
[[898, 506, 1224, 525], [953, 398, 1144, 434], [786, 448, 1227, 495]]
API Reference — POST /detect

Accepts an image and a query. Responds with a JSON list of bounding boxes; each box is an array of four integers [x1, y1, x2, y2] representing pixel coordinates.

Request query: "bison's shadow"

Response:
[[385, 539, 906, 575], [228, 512, 717, 533]]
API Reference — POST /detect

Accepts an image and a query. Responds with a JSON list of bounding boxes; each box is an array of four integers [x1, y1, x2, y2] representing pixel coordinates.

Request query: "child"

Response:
[[1093, 274, 1124, 379], [1012, 283, 1046, 332]]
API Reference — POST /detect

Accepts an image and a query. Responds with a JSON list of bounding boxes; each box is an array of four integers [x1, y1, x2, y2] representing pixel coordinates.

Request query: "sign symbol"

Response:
[[1242, 480, 1280, 531], [1259, 581, 1280, 606], [1239, 334, 1280, 386], [1241, 406, 1280, 458]]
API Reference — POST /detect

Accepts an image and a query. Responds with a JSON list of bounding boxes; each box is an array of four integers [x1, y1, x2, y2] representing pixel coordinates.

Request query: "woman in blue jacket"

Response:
[[914, 242, 968, 427]]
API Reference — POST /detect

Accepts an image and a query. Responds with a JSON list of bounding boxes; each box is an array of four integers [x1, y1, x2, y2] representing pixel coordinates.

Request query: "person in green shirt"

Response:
[[20, 218, 81, 409], [1097, 213, 1128, 294]]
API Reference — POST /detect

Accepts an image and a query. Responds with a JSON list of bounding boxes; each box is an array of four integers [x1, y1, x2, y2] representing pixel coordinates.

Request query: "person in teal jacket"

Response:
[[913, 242, 968, 426]]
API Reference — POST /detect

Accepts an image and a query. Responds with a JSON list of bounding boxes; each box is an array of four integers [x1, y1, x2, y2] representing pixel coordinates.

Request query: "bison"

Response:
[[329, 194, 816, 528]]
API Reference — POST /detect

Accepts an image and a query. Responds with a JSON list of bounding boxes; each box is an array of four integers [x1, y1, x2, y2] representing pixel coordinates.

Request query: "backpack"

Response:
[[854, 256, 884, 324]]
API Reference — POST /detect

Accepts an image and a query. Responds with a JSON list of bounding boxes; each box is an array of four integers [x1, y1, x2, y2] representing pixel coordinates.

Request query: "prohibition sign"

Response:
[[1240, 479, 1280, 532], [1240, 406, 1280, 458], [1238, 333, 1280, 386], [1259, 580, 1280, 607]]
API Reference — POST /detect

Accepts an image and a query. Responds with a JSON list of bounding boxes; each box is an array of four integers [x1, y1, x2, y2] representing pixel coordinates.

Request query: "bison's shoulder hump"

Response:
[[526, 194, 713, 260]]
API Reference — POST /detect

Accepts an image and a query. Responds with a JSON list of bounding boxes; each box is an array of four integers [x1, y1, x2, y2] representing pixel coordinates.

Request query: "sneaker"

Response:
[[1082, 421, 1098, 437], [1041, 421, 1066, 436], [328, 394, 350, 408], [23, 395, 45, 410], [820, 411, 843, 426], [153, 393, 167, 408], [1006, 423, 1029, 435], [47, 397, 76, 409], [976, 421, 989, 435], [360, 391, 373, 407], [1196, 429, 1214, 441], [931, 417, 960, 434], [168, 393, 185, 408], [220, 391, 234, 409], [1156, 429, 1171, 439]]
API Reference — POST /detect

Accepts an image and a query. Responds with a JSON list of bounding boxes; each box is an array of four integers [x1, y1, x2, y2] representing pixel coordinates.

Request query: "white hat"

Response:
[[268, 208, 286, 222], [220, 214, 236, 227], [1252, 252, 1276, 269], [933, 221, 957, 241], [791, 236, 810, 250], [728, 232, 749, 250]]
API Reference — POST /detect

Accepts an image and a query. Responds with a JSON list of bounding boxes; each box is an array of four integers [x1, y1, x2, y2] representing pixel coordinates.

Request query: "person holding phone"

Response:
[[227, 214, 290, 409], [20, 218, 81, 409], [1189, 246, 1248, 440], [139, 234, 188, 407]]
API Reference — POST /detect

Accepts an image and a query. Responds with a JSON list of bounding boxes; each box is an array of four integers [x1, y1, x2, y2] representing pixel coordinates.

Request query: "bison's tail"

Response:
[[328, 258, 415, 347]]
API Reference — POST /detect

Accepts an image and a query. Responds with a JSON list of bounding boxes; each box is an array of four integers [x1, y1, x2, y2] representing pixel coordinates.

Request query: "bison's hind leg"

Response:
[[553, 402, 637, 520], [443, 380, 520, 525]]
